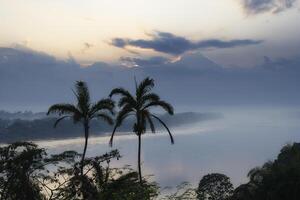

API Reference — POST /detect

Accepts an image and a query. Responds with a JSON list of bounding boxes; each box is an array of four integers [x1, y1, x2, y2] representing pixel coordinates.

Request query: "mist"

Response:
[[33, 106, 300, 187]]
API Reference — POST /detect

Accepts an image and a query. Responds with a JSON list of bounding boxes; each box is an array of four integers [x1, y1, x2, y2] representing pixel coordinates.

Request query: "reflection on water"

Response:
[[37, 107, 300, 188]]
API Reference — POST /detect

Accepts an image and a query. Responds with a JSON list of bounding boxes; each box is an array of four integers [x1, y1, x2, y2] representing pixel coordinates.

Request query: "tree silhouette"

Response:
[[0, 142, 158, 200], [48, 149, 158, 200], [196, 173, 234, 200], [0, 142, 47, 200], [47, 81, 114, 175], [231, 143, 300, 200], [109, 77, 174, 184], [230, 183, 256, 200]]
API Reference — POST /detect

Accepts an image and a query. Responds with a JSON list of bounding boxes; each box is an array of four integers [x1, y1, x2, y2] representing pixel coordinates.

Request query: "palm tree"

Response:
[[109, 77, 174, 184], [47, 81, 114, 175]]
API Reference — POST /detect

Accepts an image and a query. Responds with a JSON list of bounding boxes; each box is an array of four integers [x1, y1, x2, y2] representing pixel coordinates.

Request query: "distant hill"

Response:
[[0, 110, 47, 120], [0, 111, 222, 143]]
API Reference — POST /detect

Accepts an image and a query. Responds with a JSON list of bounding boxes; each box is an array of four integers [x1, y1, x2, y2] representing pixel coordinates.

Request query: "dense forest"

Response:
[[0, 111, 221, 143], [1, 141, 300, 199]]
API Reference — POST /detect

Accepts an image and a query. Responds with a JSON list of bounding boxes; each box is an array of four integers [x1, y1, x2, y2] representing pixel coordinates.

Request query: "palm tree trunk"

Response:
[[138, 133, 142, 184], [81, 121, 89, 175]]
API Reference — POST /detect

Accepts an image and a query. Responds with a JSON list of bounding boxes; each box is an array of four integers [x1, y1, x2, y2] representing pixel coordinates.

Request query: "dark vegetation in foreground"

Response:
[[1, 142, 300, 200]]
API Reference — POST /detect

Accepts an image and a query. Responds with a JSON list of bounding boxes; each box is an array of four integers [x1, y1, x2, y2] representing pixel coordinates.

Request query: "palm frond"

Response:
[[90, 98, 115, 116], [115, 106, 134, 126], [109, 87, 134, 99], [54, 116, 70, 127], [140, 93, 160, 105], [47, 104, 80, 116], [118, 96, 137, 108], [136, 77, 154, 99], [75, 81, 91, 114], [143, 100, 174, 115], [151, 114, 174, 144], [97, 113, 114, 125], [144, 110, 155, 133], [109, 107, 134, 146]]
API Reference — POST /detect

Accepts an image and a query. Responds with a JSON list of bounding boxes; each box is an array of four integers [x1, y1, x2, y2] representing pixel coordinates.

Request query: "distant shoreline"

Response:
[[0, 111, 223, 144]]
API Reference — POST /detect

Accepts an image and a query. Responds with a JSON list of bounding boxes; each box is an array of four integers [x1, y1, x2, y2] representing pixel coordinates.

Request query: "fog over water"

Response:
[[36, 106, 300, 188]]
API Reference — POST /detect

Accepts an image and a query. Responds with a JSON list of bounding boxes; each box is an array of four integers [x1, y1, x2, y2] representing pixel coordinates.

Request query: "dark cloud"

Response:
[[260, 56, 297, 71], [111, 38, 128, 48], [1, 46, 300, 109], [196, 39, 262, 49], [111, 31, 262, 55], [0, 47, 122, 109], [84, 42, 93, 49], [81, 42, 94, 53], [242, 0, 297, 14]]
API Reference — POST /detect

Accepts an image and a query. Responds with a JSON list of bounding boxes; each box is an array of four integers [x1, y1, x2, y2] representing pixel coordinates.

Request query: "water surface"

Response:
[[37, 107, 300, 188]]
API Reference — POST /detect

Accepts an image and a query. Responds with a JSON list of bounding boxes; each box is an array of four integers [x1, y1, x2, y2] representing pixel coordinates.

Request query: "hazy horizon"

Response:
[[1, 1, 300, 196], [32, 106, 300, 188]]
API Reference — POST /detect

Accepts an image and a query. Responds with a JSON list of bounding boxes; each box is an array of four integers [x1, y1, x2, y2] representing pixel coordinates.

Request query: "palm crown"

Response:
[[47, 81, 115, 174], [47, 81, 114, 126], [109, 77, 174, 183]]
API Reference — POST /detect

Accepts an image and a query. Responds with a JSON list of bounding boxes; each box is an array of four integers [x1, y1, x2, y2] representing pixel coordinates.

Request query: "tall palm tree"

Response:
[[47, 81, 114, 175], [109, 77, 174, 184]]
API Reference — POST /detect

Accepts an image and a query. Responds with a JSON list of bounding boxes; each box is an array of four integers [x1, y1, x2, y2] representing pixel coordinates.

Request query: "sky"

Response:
[[1, 0, 300, 66], [1, 0, 300, 188], [1, 0, 300, 110]]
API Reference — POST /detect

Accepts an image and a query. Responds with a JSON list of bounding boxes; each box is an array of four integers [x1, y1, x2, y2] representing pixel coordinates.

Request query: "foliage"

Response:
[[1, 141, 300, 200], [0, 142, 48, 200], [231, 143, 300, 200], [52, 150, 158, 200], [47, 81, 114, 174], [196, 173, 233, 200], [109, 77, 174, 183], [0, 142, 159, 200]]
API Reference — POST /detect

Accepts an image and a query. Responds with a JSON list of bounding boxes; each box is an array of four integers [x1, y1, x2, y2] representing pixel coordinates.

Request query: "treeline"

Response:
[[0, 110, 46, 120], [1, 142, 300, 200], [0, 112, 221, 143]]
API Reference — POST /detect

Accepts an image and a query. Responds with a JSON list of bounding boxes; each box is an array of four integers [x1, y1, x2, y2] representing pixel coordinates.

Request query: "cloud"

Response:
[[260, 56, 298, 71], [0, 45, 59, 66], [120, 56, 170, 67], [241, 0, 297, 14], [84, 42, 93, 49], [111, 31, 262, 55], [0, 46, 138, 108], [1, 46, 300, 109], [81, 42, 94, 53]]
